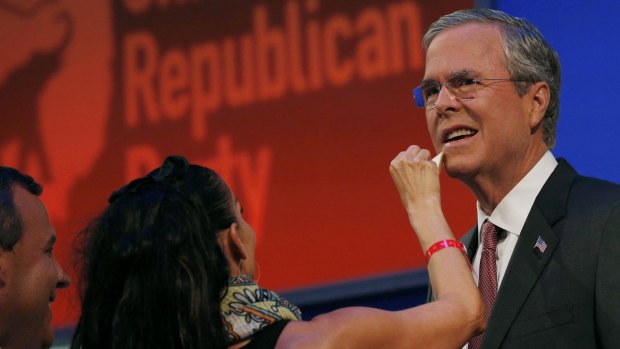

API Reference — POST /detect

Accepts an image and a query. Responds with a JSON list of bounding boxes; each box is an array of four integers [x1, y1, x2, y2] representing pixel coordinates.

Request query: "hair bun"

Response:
[[153, 155, 189, 183], [108, 155, 190, 203]]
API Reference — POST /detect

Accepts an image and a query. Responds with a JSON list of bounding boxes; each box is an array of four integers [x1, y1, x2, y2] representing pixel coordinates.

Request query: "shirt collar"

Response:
[[476, 151, 558, 240]]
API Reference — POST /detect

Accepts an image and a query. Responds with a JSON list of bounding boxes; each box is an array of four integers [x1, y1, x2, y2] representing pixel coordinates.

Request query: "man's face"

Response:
[[0, 185, 70, 348], [424, 23, 539, 183]]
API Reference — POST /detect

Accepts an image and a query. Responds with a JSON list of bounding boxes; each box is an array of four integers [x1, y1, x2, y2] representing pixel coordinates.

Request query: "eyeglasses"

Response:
[[413, 76, 522, 110]]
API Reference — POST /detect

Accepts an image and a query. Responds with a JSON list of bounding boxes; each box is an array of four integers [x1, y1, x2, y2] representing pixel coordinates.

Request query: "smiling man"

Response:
[[0, 167, 70, 349], [414, 8, 620, 349]]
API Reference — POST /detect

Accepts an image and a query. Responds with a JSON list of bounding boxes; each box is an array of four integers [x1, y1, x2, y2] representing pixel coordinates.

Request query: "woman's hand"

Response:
[[390, 145, 441, 215], [390, 146, 447, 245]]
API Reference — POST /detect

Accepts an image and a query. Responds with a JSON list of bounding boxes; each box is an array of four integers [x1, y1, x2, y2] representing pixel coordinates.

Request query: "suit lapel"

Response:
[[481, 159, 577, 349], [481, 207, 559, 348]]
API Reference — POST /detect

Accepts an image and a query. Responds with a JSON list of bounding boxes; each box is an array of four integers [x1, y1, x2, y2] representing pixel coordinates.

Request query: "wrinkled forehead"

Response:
[[424, 23, 508, 80]]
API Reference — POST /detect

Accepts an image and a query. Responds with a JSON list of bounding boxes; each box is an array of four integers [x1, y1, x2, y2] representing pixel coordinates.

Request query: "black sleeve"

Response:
[[242, 320, 291, 349]]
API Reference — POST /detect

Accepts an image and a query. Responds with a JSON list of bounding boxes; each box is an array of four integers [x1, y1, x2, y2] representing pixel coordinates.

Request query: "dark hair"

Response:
[[0, 167, 42, 250], [71, 156, 235, 349], [423, 9, 561, 148]]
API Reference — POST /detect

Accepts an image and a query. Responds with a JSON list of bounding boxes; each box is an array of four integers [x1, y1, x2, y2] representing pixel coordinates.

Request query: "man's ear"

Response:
[[528, 81, 550, 128]]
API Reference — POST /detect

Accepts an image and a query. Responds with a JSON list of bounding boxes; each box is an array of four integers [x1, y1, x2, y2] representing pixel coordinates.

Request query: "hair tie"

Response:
[[108, 155, 190, 203], [152, 155, 189, 183]]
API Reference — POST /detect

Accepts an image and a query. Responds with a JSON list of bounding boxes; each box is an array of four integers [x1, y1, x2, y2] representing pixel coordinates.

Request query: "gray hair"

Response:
[[423, 9, 561, 149]]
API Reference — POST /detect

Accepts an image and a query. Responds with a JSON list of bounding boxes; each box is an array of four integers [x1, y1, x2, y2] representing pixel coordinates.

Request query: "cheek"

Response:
[[425, 114, 440, 148], [497, 109, 532, 138], [247, 225, 257, 244], [10, 265, 55, 331], [484, 116, 532, 157]]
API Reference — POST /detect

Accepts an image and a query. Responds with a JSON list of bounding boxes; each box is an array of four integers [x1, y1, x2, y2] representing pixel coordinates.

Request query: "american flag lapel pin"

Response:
[[534, 236, 548, 253]]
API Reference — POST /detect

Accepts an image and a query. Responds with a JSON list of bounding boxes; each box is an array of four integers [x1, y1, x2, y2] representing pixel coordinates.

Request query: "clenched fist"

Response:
[[390, 146, 446, 243]]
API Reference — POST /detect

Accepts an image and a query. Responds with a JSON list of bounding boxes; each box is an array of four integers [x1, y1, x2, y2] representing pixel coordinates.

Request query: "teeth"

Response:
[[446, 128, 476, 141]]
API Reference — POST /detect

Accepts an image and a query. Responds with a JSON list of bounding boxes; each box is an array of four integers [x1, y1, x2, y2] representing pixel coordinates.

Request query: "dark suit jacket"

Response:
[[458, 159, 620, 348]]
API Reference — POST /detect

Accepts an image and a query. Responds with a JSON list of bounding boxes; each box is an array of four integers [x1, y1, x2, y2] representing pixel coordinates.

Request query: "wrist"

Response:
[[424, 239, 468, 263], [408, 209, 452, 248], [406, 196, 442, 216], [407, 201, 443, 227]]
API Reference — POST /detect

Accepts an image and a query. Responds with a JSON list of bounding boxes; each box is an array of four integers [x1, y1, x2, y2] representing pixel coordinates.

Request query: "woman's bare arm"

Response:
[[273, 146, 484, 349]]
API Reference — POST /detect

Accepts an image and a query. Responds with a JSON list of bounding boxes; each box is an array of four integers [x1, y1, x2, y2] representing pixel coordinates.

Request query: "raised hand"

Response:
[[390, 145, 441, 213], [390, 145, 449, 249]]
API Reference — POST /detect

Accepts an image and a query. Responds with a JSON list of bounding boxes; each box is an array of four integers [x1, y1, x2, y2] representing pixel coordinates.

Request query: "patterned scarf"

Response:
[[221, 275, 302, 345]]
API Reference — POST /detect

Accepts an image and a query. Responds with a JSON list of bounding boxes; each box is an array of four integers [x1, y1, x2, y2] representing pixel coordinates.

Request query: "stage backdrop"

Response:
[[0, 0, 475, 328]]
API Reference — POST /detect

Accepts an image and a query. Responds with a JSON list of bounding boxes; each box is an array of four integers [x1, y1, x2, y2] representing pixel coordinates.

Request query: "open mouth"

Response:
[[444, 128, 478, 143], [48, 293, 56, 308]]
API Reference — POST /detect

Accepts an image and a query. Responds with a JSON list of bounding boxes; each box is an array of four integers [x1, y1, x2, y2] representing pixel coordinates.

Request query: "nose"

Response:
[[55, 259, 71, 289], [433, 85, 460, 114]]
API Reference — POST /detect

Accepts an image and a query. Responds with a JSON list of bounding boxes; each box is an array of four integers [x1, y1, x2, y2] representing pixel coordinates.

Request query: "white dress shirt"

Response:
[[462, 151, 557, 349]]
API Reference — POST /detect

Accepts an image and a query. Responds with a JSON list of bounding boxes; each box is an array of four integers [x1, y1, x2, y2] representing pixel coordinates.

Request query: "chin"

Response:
[[43, 337, 54, 348], [444, 161, 476, 181], [42, 326, 55, 348]]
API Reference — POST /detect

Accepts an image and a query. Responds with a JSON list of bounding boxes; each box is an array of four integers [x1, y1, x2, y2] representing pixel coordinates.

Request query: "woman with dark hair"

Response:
[[71, 149, 483, 349]]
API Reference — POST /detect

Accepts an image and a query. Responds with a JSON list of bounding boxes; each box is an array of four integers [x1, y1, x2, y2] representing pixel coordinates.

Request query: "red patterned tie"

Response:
[[468, 220, 499, 349]]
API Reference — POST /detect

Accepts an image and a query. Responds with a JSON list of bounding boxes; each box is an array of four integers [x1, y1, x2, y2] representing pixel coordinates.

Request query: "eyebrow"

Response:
[[421, 69, 478, 85], [448, 69, 477, 80]]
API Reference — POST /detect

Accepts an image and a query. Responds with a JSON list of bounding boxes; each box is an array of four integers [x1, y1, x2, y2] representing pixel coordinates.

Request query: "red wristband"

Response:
[[424, 239, 468, 263]]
